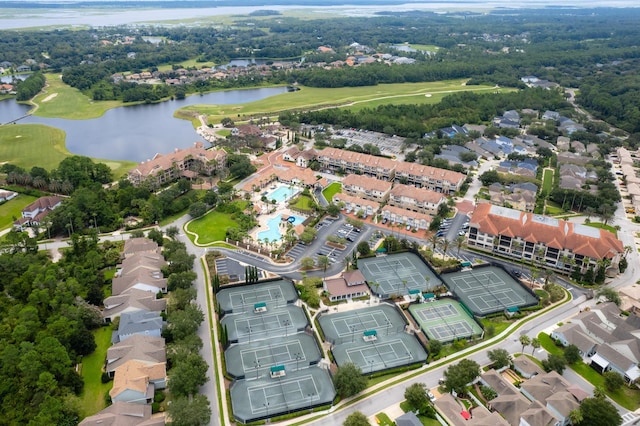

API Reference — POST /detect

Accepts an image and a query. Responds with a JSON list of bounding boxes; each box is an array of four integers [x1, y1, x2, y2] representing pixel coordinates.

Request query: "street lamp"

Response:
[[386, 319, 391, 336], [283, 319, 291, 337], [263, 402, 270, 418], [369, 359, 374, 373], [254, 360, 261, 379], [350, 325, 357, 343], [246, 326, 252, 343]]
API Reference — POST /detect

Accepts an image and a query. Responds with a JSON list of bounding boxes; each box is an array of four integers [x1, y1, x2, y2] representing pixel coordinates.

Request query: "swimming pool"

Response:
[[257, 214, 306, 243], [265, 186, 299, 203]]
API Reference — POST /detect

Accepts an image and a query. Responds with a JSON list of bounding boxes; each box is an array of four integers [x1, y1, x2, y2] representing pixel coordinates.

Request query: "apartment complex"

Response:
[[127, 142, 226, 187], [467, 203, 624, 272], [341, 173, 393, 202], [388, 183, 446, 215]]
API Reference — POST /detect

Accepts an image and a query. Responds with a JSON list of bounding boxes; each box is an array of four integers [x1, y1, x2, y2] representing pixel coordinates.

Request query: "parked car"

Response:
[[406, 225, 411, 231], [428, 391, 436, 402], [382, 218, 388, 224]]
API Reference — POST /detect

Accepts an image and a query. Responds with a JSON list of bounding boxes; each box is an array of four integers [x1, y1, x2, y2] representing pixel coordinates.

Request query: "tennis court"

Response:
[[225, 334, 322, 379], [221, 305, 309, 343], [230, 368, 336, 423], [318, 304, 406, 344], [216, 279, 298, 314], [318, 304, 427, 373], [440, 265, 538, 316], [358, 252, 441, 298], [408, 299, 482, 343]]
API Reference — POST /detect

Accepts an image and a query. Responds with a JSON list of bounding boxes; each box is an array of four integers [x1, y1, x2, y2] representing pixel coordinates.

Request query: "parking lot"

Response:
[[436, 213, 469, 242], [331, 129, 415, 160], [313, 221, 361, 263]]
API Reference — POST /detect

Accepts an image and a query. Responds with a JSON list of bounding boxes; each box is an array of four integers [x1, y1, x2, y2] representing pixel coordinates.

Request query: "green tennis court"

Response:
[[408, 299, 482, 343]]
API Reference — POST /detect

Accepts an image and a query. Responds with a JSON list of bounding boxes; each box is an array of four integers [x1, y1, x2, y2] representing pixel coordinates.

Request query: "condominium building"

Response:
[[394, 162, 465, 194], [127, 142, 226, 187], [341, 174, 392, 202], [317, 147, 395, 180], [467, 203, 623, 273], [388, 183, 446, 215]]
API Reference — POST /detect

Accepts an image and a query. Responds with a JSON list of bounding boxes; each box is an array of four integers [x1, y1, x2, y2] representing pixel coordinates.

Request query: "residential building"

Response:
[[380, 205, 431, 230], [317, 147, 396, 180], [394, 162, 465, 194], [115, 311, 164, 343], [106, 335, 166, 377], [388, 184, 446, 215], [112, 269, 167, 296], [109, 360, 167, 404], [127, 142, 226, 187], [0, 189, 17, 202], [341, 174, 392, 202], [332, 193, 378, 216], [435, 393, 509, 426], [513, 356, 543, 379], [323, 270, 368, 302], [122, 238, 160, 259], [79, 401, 164, 426], [282, 146, 317, 168], [13, 195, 62, 229], [103, 288, 167, 322], [467, 204, 624, 273]]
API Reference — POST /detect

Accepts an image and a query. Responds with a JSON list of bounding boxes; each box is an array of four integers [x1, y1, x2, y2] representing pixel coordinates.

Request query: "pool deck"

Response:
[[249, 185, 307, 243]]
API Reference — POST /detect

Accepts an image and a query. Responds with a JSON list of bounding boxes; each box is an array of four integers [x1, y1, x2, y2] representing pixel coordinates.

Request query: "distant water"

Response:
[[1, 2, 638, 30]]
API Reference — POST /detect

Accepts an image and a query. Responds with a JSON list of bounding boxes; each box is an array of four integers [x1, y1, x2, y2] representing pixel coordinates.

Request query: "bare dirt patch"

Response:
[[42, 93, 58, 102]]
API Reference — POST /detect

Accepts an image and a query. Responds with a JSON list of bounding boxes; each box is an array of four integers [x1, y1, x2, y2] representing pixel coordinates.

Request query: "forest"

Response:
[[3, 9, 640, 132]]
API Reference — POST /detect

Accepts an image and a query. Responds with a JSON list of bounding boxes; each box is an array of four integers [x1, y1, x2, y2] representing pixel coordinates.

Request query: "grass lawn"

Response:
[[0, 194, 37, 230], [585, 221, 618, 237], [399, 401, 440, 425], [290, 194, 315, 211], [480, 317, 512, 337], [186, 202, 246, 244], [542, 168, 554, 194], [322, 182, 342, 202], [177, 80, 503, 125], [32, 73, 121, 119], [538, 332, 640, 410], [79, 326, 113, 418], [0, 123, 135, 177], [374, 412, 394, 425], [216, 129, 231, 137], [408, 43, 440, 52]]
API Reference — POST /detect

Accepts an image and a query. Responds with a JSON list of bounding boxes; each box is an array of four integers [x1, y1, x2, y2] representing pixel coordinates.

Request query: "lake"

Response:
[[0, 86, 288, 162]]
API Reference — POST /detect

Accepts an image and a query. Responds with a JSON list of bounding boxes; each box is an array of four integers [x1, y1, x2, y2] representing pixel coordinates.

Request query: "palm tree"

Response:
[[543, 268, 554, 286], [530, 268, 540, 288], [519, 335, 531, 353], [429, 233, 439, 251], [441, 238, 450, 260], [568, 409, 583, 425], [455, 235, 465, 256], [531, 337, 540, 355]]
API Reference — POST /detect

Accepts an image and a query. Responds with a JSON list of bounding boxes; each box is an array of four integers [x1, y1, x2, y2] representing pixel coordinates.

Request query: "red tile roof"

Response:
[[470, 203, 623, 260]]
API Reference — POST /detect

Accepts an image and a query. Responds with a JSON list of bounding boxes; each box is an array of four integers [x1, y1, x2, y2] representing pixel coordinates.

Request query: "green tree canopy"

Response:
[[443, 359, 480, 394], [333, 362, 367, 398], [576, 396, 622, 426], [404, 382, 429, 411], [343, 411, 370, 426], [487, 348, 512, 369]]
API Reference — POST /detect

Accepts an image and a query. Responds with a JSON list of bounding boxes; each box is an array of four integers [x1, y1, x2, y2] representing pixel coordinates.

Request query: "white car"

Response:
[[428, 391, 436, 402]]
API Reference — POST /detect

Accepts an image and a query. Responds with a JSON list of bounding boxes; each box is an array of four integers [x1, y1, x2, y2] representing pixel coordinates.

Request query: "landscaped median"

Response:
[[538, 332, 640, 409]]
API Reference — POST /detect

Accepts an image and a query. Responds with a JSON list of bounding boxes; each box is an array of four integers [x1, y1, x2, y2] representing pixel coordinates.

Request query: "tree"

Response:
[[357, 241, 371, 256], [542, 353, 567, 374], [405, 383, 429, 410], [343, 411, 370, 426], [596, 287, 621, 306], [168, 271, 197, 291], [169, 353, 209, 397], [428, 340, 442, 358], [563, 344, 581, 364], [519, 335, 531, 353], [530, 337, 540, 355], [576, 396, 622, 426], [487, 348, 512, 369], [317, 255, 330, 272], [300, 257, 315, 270], [603, 371, 625, 392], [189, 201, 207, 218], [443, 359, 480, 394], [333, 363, 367, 398], [167, 394, 211, 426], [479, 170, 501, 186]]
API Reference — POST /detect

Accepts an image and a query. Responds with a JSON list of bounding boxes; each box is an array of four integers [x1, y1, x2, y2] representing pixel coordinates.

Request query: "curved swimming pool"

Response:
[[257, 214, 306, 243]]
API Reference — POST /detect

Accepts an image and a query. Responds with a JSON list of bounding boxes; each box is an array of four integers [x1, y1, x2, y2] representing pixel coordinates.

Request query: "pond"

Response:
[[0, 86, 288, 161]]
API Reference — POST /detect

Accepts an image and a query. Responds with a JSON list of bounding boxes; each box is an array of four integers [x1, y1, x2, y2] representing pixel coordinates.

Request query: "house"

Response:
[[13, 195, 62, 230], [323, 270, 368, 302], [79, 401, 165, 426], [550, 323, 598, 357], [435, 393, 509, 426], [103, 288, 167, 322], [388, 183, 446, 215], [122, 238, 160, 259], [341, 174, 392, 202], [282, 146, 317, 168], [119, 251, 166, 276], [519, 400, 559, 426], [519, 371, 584, 426], [112, 269, 167, 296], [115, 311, 164, 343], [127, 142, 226, 187], [109, 360, 167, 404], [434, 145, 478, 169], [0, 189, 17, 202], [106, 335, 166, 377], [395, 412, 422, 426], [480, 369, 532, 426], [467, 203, 624, 273]]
